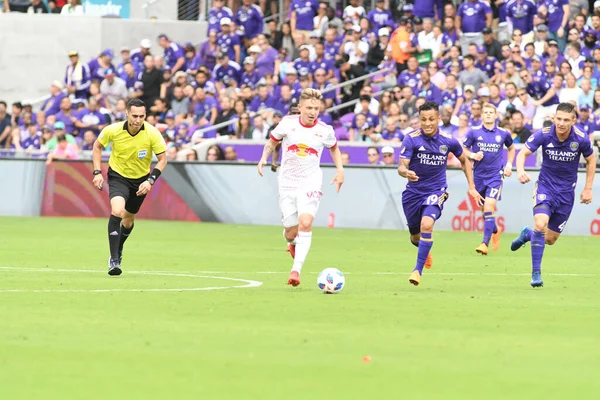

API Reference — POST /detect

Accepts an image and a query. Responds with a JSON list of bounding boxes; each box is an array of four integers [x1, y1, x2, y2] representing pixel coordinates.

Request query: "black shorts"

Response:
[[107, 168, 149, 215]]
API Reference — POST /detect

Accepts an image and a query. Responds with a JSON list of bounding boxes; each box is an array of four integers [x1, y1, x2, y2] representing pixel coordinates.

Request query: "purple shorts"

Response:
[[475, 175, 503, 201], [402, 189, 449, 235], [533, 182, 574, 233]]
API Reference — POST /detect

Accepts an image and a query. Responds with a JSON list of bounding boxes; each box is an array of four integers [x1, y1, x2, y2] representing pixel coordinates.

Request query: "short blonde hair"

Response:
[[481, 102, 497, 112], [299, 88, 323, 102]]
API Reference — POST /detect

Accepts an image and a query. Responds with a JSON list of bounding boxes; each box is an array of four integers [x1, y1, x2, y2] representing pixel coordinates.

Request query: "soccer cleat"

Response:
[[287, 270, 300, 287], [424, 253, 433, 269], [530, 271, 544, 288], [475, 243, 488, 255], [108, 257, 122, 276], [288, 243, 296, 259], [511, 226, 532, 251], [491, 226, 502, 251], [409, 270, 421, 286]]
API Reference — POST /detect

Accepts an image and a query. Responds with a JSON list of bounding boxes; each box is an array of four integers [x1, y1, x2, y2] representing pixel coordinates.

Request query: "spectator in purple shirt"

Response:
[[249, 84, 276, 113], [217, 18, 242, 64], [87, 49, 116, 82], [130, 39, 152, 72], [64, 50, 91, 100], [253, 39, 278, 77], [235, 0, 264, 43], [207, 0, 233, 35], [241, 57, 261, 89], [456, 0, 493, 55], [41, 81, 67, 118], [213, 52, 243, 89], [413, 0, 443, 21], [545, 0, 570, 51], [75, 98, 107, 136], [199, 30, 219, 73], [506, 0, 536, 43], [191, 87, 218, 125], [367, 0, 393, 32], [158, 34, 186, 73], [54, 97, 77, 135], [290, 0, 319, 41]]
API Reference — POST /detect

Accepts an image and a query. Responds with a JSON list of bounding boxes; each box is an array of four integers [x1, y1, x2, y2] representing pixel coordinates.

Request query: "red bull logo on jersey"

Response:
[[451, 194, 505, 232], [286, 143, 319, 157]]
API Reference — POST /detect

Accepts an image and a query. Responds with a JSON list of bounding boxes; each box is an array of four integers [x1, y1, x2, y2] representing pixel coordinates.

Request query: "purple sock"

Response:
[[531, 230, 545, 273], [483, 212, 495, 245], [524, 228, 533, 243], [414, 232, 433, 274]]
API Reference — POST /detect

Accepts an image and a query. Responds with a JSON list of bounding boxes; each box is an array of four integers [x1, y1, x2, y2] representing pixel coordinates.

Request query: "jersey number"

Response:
[[489, 188, 499, 199], [558, 221, 567, 232], [426, 195, 439, 206]]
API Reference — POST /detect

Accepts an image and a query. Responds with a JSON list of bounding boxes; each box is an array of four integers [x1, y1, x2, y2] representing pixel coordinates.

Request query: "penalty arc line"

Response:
[[0, 266, 263, 293]]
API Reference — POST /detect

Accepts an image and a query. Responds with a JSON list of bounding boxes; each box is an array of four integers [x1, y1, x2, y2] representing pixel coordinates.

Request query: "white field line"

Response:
[[0, 266, 262, 293]]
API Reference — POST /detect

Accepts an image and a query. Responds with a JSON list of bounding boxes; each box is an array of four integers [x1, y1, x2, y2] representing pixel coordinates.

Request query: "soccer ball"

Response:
[[317, 268, 345, 294]]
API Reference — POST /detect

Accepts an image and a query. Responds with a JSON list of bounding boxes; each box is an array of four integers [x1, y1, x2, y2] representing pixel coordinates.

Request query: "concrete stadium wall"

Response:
[[129, 0, 178, 20], [1, 159, 599, 237], [0, 13, 207, 106]]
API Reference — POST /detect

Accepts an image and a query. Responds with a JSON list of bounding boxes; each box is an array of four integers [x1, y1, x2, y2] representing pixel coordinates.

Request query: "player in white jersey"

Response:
[[258, 88, 344, 287]]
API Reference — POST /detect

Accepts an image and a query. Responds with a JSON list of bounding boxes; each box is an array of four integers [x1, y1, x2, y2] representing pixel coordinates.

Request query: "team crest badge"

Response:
[[495, 135, 502, 143], [570, 142, 579, 151], [138, 149, 148, 159], [538, 194, 547, 201], [439, 145, 448, 154]]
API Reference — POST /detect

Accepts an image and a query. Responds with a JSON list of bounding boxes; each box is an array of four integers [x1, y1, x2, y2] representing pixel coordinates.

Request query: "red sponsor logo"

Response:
[[286, 143, 318, 157], [590, 208, 600, 236], [451, 193, 505, 232], [307, 190, 323, 200]]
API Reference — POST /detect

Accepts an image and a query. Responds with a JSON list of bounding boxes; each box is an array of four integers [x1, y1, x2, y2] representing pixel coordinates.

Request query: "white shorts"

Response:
[[279, 188, 323, 227]]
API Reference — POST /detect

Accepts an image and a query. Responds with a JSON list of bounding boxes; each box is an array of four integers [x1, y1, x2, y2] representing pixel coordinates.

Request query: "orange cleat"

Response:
[[491, 227, 502, 251], [475, 243, 489, 255], [287, 243, 296, 259], [424, 253, 433, 269], [287, 271, 300, 286], [409, 270, 421, 286]]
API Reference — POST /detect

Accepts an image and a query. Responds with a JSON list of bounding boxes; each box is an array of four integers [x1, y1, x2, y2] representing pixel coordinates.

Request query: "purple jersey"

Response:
[[463, 124, 513, 179], [439, 123, 459, 138], [213, 61, 242, 85], [87, 58, 116, 82], [381, 128, 405, 141], [236, 4, 263, 39], [77, 109, 106, 135], [417, 83, 443, 104], [249, 94, 277, 113], [310, 57, 334, 76], [525, 76, 559, 106], [413, 0, 443, 20], [293, 58, 313, 77], [367, 9, 393, 31], [255, 47, 277, 77], [199, 41, 219, 72], [441, 88, 462, 107], [207, 6, 233, 34], [526, 125, 593, 203], [506, 0, 536, 34], [290, 0, 318, 31], [397, 70, 421, 93], [400, 129, 464, 193], [442, 31, 459, 48], [241, 71, 261, 89], [324, 41, 341, 61], [54, 111, 77, 134], [457, 0, 492, 33], [193, 97, 217, 120], [129, 49, 146, 71], [475, 57, 498, 78], [164, 42, 186, 71], [576, 119, 596, 136], [320, 113, 333, 126], [544, 0, 568, 31], [217, 33, 241, 61], [41, 93, 66, 117], [313, 83, 336, 101], [273, 98, 292, 115], [21, 134, 41, 150]]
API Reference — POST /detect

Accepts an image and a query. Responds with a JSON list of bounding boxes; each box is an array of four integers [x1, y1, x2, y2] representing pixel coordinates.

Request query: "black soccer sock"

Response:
[[108, 214, 122, 261], [119, 223, 134, 253]]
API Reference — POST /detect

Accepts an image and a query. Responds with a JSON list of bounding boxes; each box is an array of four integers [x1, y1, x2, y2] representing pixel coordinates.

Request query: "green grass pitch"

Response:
[[0, 217, 599, 399]]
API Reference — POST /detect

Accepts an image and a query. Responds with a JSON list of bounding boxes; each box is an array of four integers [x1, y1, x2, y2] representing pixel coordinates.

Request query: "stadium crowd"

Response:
[[1, 0, 600, 165]]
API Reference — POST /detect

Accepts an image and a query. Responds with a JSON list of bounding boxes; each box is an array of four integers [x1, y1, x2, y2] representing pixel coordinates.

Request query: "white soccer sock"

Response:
[[292, 231, 312, 273], [283, 229, 297, 245]]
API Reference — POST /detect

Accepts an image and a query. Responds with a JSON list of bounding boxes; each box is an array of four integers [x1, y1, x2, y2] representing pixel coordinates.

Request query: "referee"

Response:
[[92, 98, 167, 276]]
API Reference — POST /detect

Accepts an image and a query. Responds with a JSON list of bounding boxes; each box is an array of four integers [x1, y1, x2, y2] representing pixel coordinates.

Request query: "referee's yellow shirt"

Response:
[[98, 121, 167, 179]]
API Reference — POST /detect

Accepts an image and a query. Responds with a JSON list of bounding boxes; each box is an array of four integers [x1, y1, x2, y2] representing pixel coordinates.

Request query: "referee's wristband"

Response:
[[147, 168, 162, 185], [93, 169, 102, 176]]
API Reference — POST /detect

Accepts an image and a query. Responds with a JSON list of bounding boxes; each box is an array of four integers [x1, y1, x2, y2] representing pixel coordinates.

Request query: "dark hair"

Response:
[[556, 102, 577, 117], [418, 101, 440, 114], [0, 101, 6, 108], [126, 98, 146, 110], [511, 110, 523, 118], [463, 54, 475, 62]]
